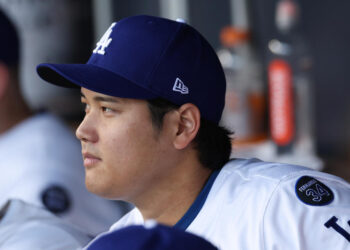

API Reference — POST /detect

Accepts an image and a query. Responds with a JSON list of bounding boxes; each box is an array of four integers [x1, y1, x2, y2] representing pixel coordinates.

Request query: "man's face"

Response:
[[76, 88, 176, 201]]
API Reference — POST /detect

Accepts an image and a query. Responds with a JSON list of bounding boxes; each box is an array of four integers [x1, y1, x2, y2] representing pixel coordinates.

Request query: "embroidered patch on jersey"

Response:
[[41, 185, 71, 214], [295, 176, 334, 206]]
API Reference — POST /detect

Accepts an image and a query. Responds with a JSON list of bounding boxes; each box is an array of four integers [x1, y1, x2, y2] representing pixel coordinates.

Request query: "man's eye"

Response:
[[102, 107, 113, 113]]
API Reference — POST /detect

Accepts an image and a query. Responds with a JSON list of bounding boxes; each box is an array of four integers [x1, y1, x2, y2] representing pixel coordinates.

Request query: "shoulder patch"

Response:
[[295, 176, 334, 206], [41, 185, 71, 214]]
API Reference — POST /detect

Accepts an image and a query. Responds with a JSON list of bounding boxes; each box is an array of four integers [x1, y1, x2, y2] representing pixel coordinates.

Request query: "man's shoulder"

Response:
[[212, 158, 348, 208], [221, 158, 314, 181], [189, 159, 350, 249]]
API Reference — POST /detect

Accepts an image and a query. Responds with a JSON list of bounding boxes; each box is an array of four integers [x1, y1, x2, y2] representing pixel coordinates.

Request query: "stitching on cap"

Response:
[[144, 22, 184, 90]]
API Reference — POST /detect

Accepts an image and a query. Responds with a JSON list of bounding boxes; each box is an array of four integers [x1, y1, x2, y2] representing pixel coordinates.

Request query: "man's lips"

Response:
[[82, 152, 101, 167]]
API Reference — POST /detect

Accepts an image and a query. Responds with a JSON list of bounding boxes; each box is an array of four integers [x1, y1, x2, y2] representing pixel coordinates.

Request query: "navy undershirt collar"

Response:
[[173, 169, 220, 230]]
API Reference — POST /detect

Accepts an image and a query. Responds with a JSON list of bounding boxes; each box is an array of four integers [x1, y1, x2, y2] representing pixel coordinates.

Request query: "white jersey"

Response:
[[107, 158, 350, 250], [0, 113, 127, 236], [0, 199, 91, 250]]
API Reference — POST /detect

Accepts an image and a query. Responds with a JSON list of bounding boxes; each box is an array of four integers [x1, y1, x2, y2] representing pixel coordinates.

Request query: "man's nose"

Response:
[[76, 114, 98, 143]]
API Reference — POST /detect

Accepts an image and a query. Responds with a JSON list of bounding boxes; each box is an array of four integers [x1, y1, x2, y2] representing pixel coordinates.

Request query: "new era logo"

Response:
[[172, 78, 189, 94]]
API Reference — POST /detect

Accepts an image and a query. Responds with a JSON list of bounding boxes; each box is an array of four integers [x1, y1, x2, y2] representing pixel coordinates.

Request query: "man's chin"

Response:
[[84, 179, 122, 200]]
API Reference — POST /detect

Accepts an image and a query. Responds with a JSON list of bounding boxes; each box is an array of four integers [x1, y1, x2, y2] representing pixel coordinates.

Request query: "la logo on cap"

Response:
[[93, 22, 116, 55]]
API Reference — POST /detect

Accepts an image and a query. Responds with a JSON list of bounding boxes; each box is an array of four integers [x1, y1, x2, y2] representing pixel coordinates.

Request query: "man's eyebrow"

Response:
[[80, 92, 119, 103], [93, 96, 119, 103]]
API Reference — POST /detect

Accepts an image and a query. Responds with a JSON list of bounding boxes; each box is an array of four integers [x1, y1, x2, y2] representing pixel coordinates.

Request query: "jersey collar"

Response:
[[174, 169, 220, 230]]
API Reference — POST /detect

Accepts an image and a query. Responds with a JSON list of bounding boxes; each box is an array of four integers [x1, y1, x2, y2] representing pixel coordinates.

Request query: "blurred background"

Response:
[[0, 0, 349, 181]]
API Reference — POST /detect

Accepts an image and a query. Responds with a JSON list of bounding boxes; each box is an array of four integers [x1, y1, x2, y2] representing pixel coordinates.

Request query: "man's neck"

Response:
[[133, 157, 212, 226]]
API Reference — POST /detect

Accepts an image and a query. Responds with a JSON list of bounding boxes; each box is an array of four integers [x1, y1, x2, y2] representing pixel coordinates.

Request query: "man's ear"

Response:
[[0, 63, 9, 99], [173, 103, 201, 150]]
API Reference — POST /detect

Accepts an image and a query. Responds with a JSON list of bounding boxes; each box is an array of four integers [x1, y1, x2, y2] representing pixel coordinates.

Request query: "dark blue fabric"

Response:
[[174, 170, 220, 230], [87, 224, 218, 250]]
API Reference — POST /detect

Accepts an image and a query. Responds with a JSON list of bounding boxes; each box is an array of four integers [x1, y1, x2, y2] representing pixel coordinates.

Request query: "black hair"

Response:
[[147, 98, 233, 171]]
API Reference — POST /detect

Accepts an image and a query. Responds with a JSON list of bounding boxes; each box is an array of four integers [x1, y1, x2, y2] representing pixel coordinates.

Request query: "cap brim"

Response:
[[37, 63, 159, 99]]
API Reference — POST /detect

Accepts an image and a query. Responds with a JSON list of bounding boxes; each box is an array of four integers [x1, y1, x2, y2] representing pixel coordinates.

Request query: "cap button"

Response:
[[144, 219, 157, 229], [176, 18, 186, 23]]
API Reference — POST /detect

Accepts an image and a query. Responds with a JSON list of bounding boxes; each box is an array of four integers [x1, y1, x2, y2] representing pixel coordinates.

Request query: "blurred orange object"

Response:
[[220, 26, 250, 48]]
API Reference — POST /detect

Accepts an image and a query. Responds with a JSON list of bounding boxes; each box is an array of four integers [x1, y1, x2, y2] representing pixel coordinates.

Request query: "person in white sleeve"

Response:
[[37, 15, 350, 249], [0, 199, 91, 249], [0, 8, 128, 236]]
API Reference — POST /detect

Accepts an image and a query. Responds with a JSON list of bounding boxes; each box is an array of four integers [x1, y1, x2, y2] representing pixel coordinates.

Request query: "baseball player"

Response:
[[0, 8, 127, 236], [37, 15, 350, 249]]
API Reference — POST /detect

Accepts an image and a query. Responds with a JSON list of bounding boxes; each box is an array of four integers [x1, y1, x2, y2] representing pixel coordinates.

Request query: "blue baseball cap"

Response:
[[86, 222, 218, 250], [0, 8, 19, 66], [37, 15, 226, 124]]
